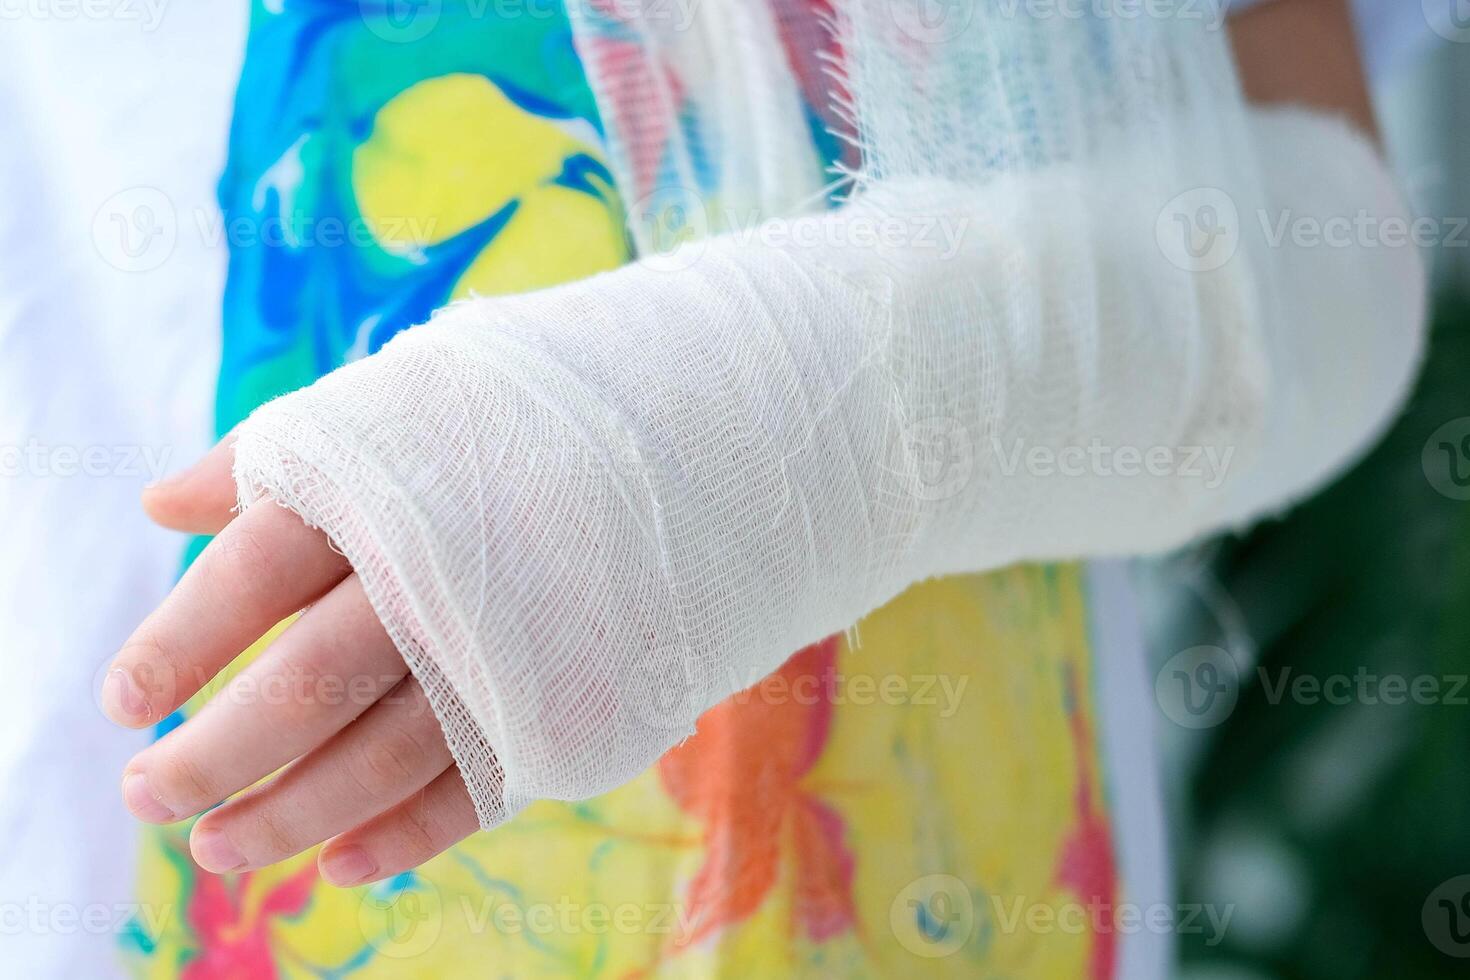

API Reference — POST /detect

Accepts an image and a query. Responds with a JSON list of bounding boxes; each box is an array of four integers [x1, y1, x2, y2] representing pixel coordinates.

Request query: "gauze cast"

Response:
[[231, 4, 1426, 827]]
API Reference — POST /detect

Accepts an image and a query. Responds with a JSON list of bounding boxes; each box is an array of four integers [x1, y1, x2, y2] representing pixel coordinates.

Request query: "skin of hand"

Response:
[[1229, 0, 1378, 141], [102, 436, 481, 887], [102, 0, 1374, 889]]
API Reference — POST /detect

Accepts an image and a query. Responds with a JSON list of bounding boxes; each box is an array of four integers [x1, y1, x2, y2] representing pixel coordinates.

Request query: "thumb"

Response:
[[141, 433, 240, 535]]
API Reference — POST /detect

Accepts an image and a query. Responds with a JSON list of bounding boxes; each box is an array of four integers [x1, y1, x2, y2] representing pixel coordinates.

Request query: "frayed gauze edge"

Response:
[[233, 423, 511, 817]]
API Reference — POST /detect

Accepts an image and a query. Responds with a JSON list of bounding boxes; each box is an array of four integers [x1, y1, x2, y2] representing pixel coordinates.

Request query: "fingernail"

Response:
[[122, 771, 175, 823], [103, 668, 151, 725], [321, 845, 377, 887], [191, 827, 247, 874]]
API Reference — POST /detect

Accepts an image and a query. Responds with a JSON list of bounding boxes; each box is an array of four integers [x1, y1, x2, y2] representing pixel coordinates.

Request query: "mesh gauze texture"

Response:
[[233, 2, 1426, 827]]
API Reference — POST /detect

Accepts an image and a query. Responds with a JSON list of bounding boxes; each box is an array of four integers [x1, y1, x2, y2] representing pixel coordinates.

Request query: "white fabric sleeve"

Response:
[[232, 106, 1425, 828]]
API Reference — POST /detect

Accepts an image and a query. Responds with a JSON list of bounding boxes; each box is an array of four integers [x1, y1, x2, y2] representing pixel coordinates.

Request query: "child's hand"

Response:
[[102, 438, 480, 886]]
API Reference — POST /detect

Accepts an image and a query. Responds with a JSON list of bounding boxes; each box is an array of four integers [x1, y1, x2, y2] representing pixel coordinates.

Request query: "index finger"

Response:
[[142, 434, 239, 535]]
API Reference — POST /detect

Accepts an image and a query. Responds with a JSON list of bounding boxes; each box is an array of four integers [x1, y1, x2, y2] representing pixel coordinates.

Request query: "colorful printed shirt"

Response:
[[123, 3, 1148, 977]]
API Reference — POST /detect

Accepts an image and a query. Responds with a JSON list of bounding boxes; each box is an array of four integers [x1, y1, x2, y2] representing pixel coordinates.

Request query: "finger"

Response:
[[188, 677, 453, 874], [120, 575, 409, 824], [142, 434, 240, 535], [317, 767, 479, 887], [103, 501, 351, 728]]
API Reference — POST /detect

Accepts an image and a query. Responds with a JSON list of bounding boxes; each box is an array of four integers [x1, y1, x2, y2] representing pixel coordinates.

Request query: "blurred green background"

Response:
[[1146, 38, 1470, 980]]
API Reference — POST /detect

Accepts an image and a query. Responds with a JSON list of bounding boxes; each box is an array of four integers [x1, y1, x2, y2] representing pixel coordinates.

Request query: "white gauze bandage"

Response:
[[232, 7, 1426, 828]]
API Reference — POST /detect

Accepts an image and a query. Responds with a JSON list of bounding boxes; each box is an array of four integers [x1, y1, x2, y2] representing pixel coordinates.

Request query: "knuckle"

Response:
[[349, 725, 426, 802], [249, 804, 301, 858], [259, 646, 328, 721], [150, 751, 216, 810], [220, 521, 275, 580], [394, 795, 446, 857], [207, 520, 279, 610]]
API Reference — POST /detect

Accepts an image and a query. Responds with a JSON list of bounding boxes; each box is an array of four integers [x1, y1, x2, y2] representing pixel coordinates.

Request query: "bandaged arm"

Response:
[[232, 107, 1425, 827]]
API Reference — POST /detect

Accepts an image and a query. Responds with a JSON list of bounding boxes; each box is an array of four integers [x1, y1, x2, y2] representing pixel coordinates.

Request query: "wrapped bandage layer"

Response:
[[233, 101, 1424, 827]]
